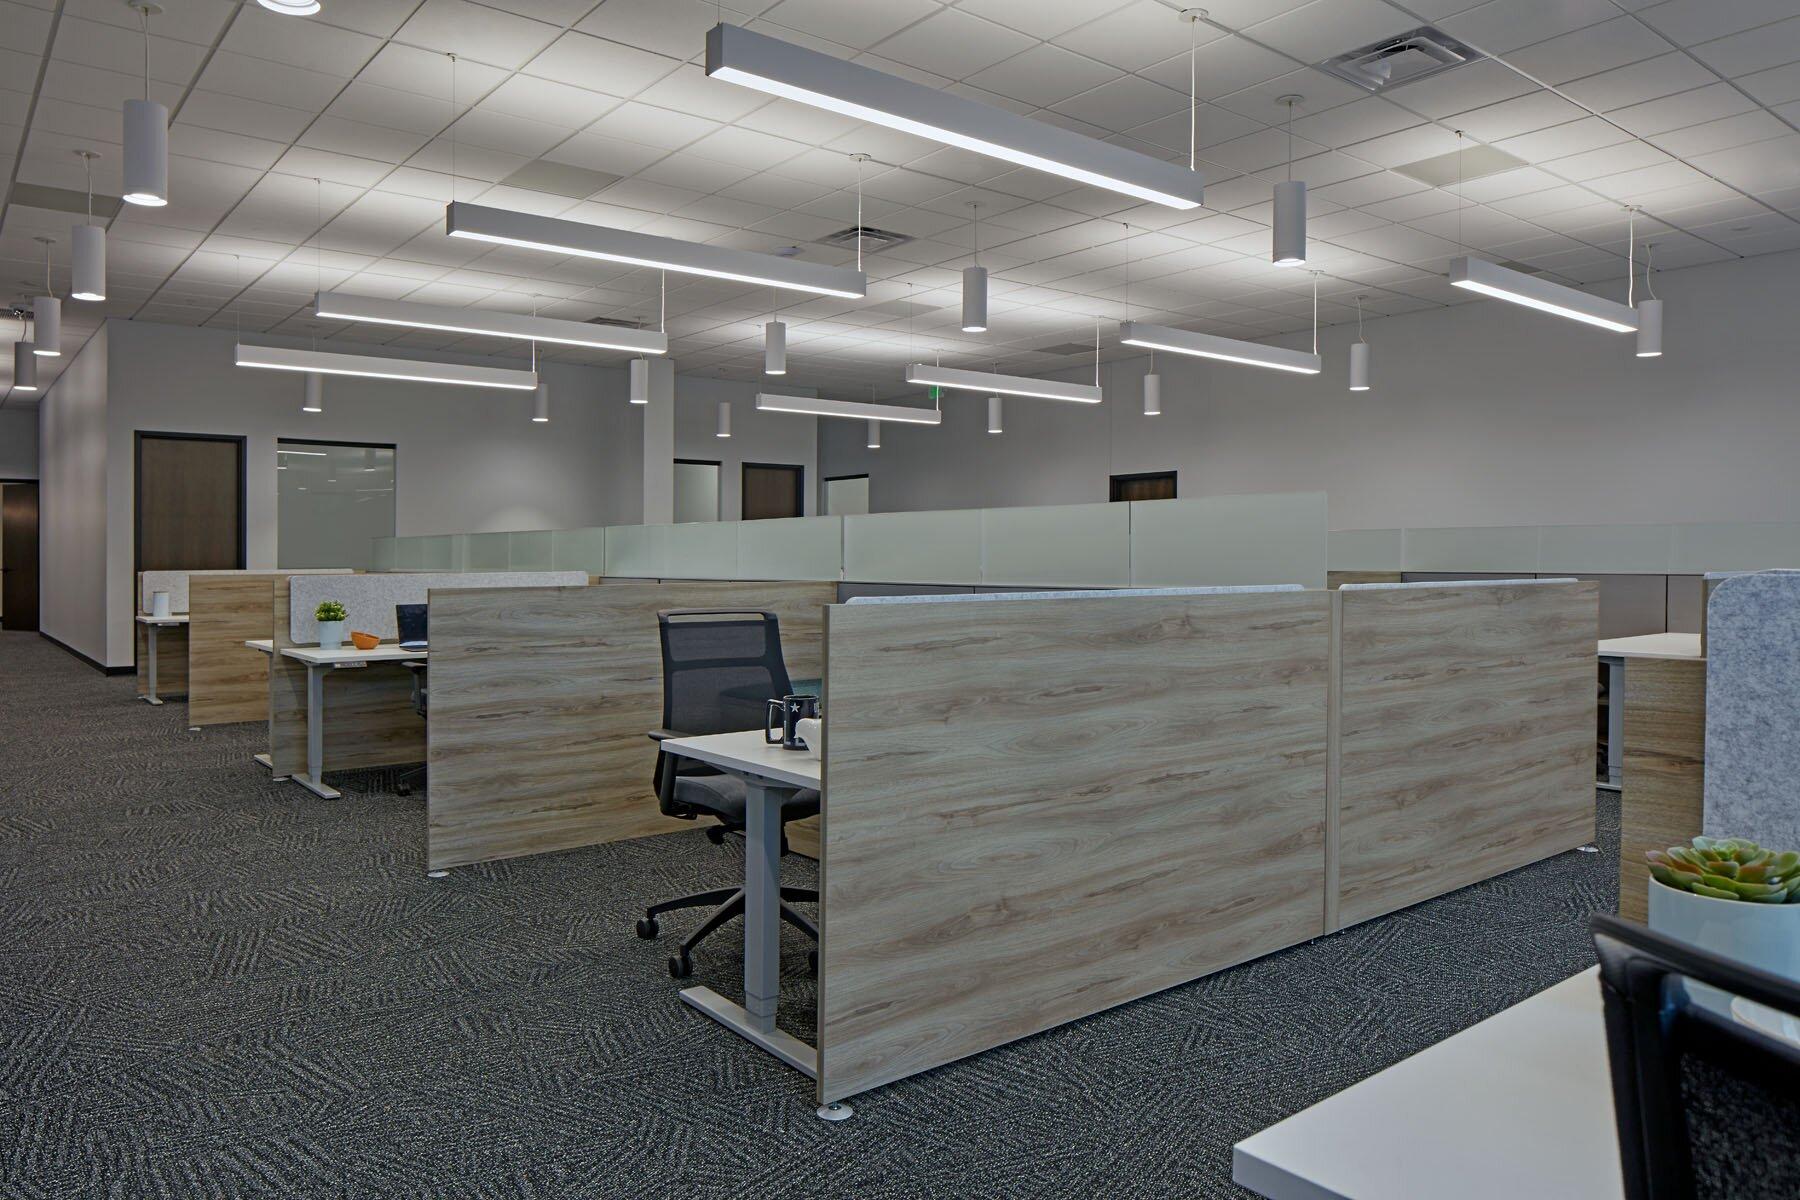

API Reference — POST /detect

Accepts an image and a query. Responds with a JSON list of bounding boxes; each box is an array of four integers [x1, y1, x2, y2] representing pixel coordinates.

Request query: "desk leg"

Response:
[[680, 780, 816, 1078], [293, 663, 342, 800], [1605, 658, 1625, 790], [140, 625, 164, 705]]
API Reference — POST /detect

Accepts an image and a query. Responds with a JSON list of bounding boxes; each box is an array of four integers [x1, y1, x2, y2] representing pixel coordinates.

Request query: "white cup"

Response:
[[795, 717, 822, 759], [151, 591, 171, 618]]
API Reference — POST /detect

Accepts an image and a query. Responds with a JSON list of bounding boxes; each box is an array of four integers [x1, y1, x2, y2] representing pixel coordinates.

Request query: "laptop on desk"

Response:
[[395, 603, 428, 651]]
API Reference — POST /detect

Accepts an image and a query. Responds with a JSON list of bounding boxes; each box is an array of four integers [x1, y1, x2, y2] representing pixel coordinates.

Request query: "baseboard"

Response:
[[39, 631, 133, 675]]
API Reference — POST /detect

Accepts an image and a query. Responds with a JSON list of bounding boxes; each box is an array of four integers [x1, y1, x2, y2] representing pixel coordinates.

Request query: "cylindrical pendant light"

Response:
[[629, 357, 648, 404], [1273, 180, 1306, 266], [13, 335, 38, 392], [987, 395, 1002, 434], [1636, 299, 1663, 358], [72, 225, 106, 302], [716, 399, 732, 438], [532, 382, 550, 422], [866, 419, 881, 450], [1143, 372, 1161, 415], [764, 320, 786, 375], [33, 296, 60, 358], [303, 373, 323, 413], [962, 266, 988, 333], [1349, 341, 1370, 391], [122, 99, 169, 208]]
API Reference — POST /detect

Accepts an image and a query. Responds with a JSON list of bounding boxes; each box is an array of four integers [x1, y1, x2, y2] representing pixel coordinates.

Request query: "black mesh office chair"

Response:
[[1592, 914, 1800, 1200], [636, 609, 819, 979], [394, 604, 428, 797]]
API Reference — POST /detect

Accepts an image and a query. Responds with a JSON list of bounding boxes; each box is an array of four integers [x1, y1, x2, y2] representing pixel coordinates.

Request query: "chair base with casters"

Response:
[[395, 659, 427, 796], [394, 764, 426, 796], [637, 884, 819, 978]]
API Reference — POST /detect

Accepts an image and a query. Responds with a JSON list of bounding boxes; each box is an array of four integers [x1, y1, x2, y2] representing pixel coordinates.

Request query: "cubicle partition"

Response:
[[187, 575, 303, 726], [1330, 580, 1598, 929], [424, 580, 836, 872], [134, 568, 354, 701], [1703, 570, 1800, 849]]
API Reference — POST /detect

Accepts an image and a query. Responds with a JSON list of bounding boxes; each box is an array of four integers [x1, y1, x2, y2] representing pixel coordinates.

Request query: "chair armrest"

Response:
[[647, 728, 682, 742]]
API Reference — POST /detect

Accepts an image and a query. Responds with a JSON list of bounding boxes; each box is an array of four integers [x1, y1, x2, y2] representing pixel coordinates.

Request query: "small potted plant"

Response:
[[1647, 836, 1800, 984], [314, 600, 348, 650]]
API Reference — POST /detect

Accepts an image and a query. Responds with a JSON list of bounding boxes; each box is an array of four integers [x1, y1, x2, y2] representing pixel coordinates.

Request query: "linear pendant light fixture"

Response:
[[756, 393, 943, 426], [1447, 256, 1636, 333], [445, 202, 866, 299], [706, 23, 1204, 210], [236, 344, 538, 390], [1118, 321, 1321, 375], [313, 292, 668, 355], [905, 363, 1102, 404]]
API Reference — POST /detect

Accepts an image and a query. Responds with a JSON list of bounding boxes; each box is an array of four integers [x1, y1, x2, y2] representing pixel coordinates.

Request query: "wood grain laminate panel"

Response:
[[426, 581, 834, 870], [268, 583, 423, 778], [1618, 657, 1705, 923], [1335, 582, 1598, 929], [817, 591, 1331, 1103], [1328, 571, 1404, 589], [187, 576, 279, 726], [135, 623, 188, 697]]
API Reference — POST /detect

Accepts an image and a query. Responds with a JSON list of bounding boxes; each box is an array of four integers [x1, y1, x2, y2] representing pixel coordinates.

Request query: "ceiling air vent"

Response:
[[816, 225, 912, 254], [1318, 27, 1484, 93]]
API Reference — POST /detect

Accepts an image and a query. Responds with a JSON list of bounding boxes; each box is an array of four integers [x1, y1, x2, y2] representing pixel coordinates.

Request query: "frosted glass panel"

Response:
[[508, 530, 553, 569], [1539, 524, 1673, 574], [466, 532, 510, 570], [1131, 492, 1326, 588], [982, 503, 1129, 587], [845, 510, 983, 584], [1671, 523, 1800, 573], [418, 535, 455, 571], [1329, 528, 1402, 571], [605, 524, 660, 578], [393, 537, 422, 570], [552, 527, 606, 574], [662, 522, 737, 579], [371, 537, 396, 572], [738, 516, 841, 581], [1402, 525, 1538, 573]]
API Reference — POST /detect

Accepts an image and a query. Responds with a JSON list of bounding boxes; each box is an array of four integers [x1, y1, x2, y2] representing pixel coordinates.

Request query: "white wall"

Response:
[[38, 326, 109, 666], [673, 374, 819, 520], [822, 249, 1800, 531], [0, 408, 37, 479]]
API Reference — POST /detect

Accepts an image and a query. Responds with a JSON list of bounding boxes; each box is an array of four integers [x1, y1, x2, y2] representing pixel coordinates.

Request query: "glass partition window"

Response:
[[277, 440, 396, 569]]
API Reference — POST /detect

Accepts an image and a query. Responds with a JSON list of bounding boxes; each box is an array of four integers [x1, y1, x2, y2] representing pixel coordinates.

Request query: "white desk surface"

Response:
[[1598, 632, 1703, 660], [279, 644, 426, 667], [1233, 968, 1621, 1200], [660, 729, 820, 790], [135, 613, 189, 626], [245, 639, 274, 655]]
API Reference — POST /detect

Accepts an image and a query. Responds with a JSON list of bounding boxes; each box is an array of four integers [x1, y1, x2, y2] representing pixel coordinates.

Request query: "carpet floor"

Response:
[[0, 631, 1619, 1198]]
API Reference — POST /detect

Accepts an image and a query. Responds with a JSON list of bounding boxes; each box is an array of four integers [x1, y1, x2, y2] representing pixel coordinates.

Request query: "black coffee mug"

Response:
[[765, 694, 819, 750]]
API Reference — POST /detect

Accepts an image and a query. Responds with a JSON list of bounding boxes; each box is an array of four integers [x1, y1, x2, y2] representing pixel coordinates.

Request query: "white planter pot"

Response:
[[317, 620, 346, 650], [1647, 878, 1800, 985]]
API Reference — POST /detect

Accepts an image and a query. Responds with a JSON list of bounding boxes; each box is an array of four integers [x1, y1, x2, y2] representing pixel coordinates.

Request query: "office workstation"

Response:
[[5, 2, 1800, 1195]]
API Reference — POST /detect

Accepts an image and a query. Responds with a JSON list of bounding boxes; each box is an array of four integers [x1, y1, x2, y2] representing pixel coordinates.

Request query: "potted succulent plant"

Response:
[[314, 599, 348, 650], [1646, 837, 1800, 984]]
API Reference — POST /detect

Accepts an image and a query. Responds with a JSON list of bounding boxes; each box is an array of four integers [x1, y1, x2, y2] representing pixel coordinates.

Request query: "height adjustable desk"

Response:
[[278, 644, 426, 799]]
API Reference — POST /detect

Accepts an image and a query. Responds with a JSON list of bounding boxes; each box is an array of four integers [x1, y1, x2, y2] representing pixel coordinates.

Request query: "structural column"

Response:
[[641, 358, 675, 525]]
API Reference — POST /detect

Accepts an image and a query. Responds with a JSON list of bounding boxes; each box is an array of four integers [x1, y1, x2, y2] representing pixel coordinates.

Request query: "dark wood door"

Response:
[[741, 463, 803, 521], [2, 482, 39, 631], [1110, 471, 1177, 502], [136, 434, 245, 572]]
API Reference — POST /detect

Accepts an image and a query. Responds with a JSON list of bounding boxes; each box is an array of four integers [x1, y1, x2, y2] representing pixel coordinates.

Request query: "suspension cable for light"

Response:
[[963, 202, 987, 333], [122, 1, 168, 207], [1273, 96, 1306, 266], [72, 151, 106, 301], [1349, 294, 1370, 392]]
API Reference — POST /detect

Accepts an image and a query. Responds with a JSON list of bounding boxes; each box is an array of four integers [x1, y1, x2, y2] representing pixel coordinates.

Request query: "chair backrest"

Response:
[[395, 603, 428, 647], [657, 609, 792, 739], [1591, 914, 1800, 1200]]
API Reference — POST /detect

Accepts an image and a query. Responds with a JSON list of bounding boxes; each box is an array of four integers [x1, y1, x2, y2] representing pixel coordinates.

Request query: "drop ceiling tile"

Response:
[[1241, 0, 1417, 65], [1636, 0, 1800, 46], [1609, 82, 1757, 138], [325, 82, 457, 137], [1055, 0, 1226, 73], [1561, 53, 1721, 112], [1687, 135, 1800, 192], [574, 0, 718, 61], [585, 101, 719, 151], [1546, 138, 1672, 181], [299, 117, 430, 164], [524, 32, 681, 97], [1343, 123, 1467, 168], [733, 97, 868, 145], [1051, 75, 1188, 133], [478, 75, 620, 128], [222, 7, 383, 76], [1654, 110, 1789, 157], [954, 0, 1139, 41], [407, 137, 533, 183], [49, 19, 208, 86], [685, 126, 811, 171], [1385, 58, 1536, 120], [871, 8, 1037, 80], [1209, 68, 1367, 124], [757, 0, 942, 51], [314, 0, 419, 39], [1583, 158, 1711, 200], [1738, 63, 1800, 106], [1440, 0, 1619, 55], [272, 146, 394, 189], [1311, 170, 1427, 207], [395, 0, 564, 71], [1289, 96, 1420, 148], [1502, 17, 1671, 86], [179, 90, 314, 144], [446, 110, 571, 158], [967, 44, 1119, 108], [60, 0, 235, 47], [1452, 90, 1591, 142], [198, 51, 348, 113], [1689, 15, 1800, 78], [1138, 37, 1292, 100], [1496, 116, 1633, 164], [539, 129, 669, 178]]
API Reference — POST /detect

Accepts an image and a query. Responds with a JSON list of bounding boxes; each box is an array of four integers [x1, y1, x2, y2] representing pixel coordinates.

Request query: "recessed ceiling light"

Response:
[[256, 0, 322, 14]]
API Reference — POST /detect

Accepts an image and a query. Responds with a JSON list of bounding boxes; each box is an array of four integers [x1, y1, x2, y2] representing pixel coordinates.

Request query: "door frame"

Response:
[[741, 461, 806, 520], [0, 477, 39, 631], [674, 457, 723, 523], [1109, 470, 1178, 502], [822, 472, 869, 515], [134, 431, 248, 578]]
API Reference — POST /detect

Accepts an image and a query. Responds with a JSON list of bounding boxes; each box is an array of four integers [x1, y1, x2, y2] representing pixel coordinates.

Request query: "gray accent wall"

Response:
[[38, 326, 109, 666], [821, 249, 1800, 532], [0, 408, 38, 479]]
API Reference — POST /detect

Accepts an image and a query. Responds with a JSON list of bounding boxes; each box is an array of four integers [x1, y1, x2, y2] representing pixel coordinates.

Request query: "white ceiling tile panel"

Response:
[[1636, 0, 1800, 47], [393, 0, 564, 72], [1502, 17, 1670, 86], [1561, 53, 1722, 112], [1441, 0, 1620, 56], [1607, 83, 1757, 138], [1240, 0, 1417, 64]]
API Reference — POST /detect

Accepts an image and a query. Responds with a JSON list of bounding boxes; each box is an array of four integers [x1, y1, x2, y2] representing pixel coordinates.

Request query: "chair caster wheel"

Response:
[[636, 917, 659, 939], [395, 783, 411, 796], [808, 950, 818, 976], [668, 954, 693, 979], [706, 826, 726, 845]]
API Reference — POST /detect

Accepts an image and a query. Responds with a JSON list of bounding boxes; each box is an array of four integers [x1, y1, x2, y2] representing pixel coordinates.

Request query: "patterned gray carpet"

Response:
[[0, 631, 1619, 1198]]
